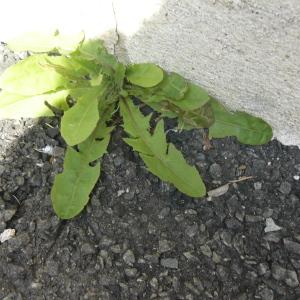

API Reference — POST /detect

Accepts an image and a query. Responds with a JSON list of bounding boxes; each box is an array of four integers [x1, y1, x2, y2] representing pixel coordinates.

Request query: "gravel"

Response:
[[1, 44, 300, 299], [283, 238, 300, 255]]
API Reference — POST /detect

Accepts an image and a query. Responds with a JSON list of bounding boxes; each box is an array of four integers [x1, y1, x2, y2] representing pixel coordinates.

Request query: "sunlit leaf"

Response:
[[51, 118, 113, 219], [90, 73, 103, 86], [0, 54, 69, 95], [120, 99, 206, 197], [51, 147, 100, 219], [126, 63, 164, 88], [0, 90, 69, 119], [61, 88, 100, 146], [115, 63, 126, 89], [7, 31, 84, 54], [44, 55, 90, 80], [77, 39, 105, 61]]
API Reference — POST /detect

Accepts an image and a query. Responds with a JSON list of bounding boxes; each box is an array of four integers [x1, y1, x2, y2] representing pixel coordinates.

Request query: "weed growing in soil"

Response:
[[0, 32, 272, 219]]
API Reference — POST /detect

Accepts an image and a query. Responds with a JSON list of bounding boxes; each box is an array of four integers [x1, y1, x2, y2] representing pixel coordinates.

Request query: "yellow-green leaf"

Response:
[[126, 63, 163, 88], [0, 54, 69, 95], [0, 90, 69, 119], [51, 120, 113, 219], [78, 39, 105, 61], [120, 99, 206, 197], [61, 89, 100, 146], [51, 147, 100, 219], [7, 31, 84, 54]]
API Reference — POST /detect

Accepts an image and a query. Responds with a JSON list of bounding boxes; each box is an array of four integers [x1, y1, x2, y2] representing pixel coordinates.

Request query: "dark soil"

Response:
[[1, 45, 300, 300]]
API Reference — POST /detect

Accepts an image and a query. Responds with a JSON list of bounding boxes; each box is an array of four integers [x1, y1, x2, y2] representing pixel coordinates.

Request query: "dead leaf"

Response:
[[207, 184, 229, 198]]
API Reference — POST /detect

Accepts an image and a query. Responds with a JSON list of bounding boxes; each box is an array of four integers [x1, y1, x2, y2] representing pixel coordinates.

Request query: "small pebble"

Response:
[[285, 270, 299, 287], [123, 250, 135, 266], [81, 243, 96, 255], [158, 207, 170, 219], [185, 224, 198, 238], [209, 163, 222, 179], [150, 277, 158, 289], [0, 228, 15, 243], [158, 240, 173, 253], [110, 244, 122, 254], [283, 239, 300, 255], [212, 252, 222, 264], [271, 264, 299, 287], [124, 268, 138, 278], [144, 254, 159, 265], [254, 182, 262, 190], [259, 287, 274, 300], [0, 165, 5, 176], [15, 176, 25, 186], [257, 263, 269, 276], [245, 215, 264, 222], [184, 209, 197, 215], [200, 244, 212, 257], [2, 209, 17, 222], [160, 258, 178, 269], [113, 156, 124, 167], [279, 181, 292, 195]]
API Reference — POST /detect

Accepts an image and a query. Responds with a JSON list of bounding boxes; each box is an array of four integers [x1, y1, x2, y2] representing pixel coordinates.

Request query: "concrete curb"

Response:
[[1, 0, 299, 146]]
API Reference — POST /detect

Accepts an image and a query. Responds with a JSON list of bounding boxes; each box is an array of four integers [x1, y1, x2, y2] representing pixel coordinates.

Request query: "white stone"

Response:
[[264, 218, 282, 233], [0, 228, 15, 243]]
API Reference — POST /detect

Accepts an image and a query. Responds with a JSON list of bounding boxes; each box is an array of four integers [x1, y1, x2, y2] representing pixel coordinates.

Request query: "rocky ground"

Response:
[[0, 44, 300, 300]]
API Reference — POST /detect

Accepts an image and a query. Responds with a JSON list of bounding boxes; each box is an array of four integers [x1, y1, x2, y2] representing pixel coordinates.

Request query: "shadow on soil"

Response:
[[0, 113, 300, 299]]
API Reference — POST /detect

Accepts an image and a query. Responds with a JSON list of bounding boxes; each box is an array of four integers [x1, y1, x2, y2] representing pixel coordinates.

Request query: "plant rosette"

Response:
[[0, 31, 273, 219]]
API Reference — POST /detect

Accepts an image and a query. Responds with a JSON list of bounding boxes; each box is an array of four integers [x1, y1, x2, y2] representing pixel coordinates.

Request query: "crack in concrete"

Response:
[[111, 0, 120, 56]]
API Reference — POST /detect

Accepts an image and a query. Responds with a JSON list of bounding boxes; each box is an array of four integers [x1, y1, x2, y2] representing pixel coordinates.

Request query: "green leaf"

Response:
[[78, 125, 113, 162], [126, 63, 164, 88], [98, 49, 119, 71], [51, 118, 113, 219], [90, 73, 103, 86], [74, 58, 101, 77], [156, 72, 188, 101], [43, 55, 90, 80], [177, 103, 215, 129], [51, 148, 100, 219], [0, 54, 69, 95], [126, 77, 209, 117], [208, 99, 273, 145], [61, 88, 100, 146], [78, 42, 122, 79], [7, 31, 84, 53], [120, 99, 206, 197], [115, 63, 126, 90], [0, 90, 69, 119], [176, 83, 210, 111], [77, 39, 105, 61]]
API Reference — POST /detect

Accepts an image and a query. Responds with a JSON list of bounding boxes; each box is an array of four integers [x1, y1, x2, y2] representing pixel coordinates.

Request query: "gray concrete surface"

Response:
[[0, 0, 299, 146]]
